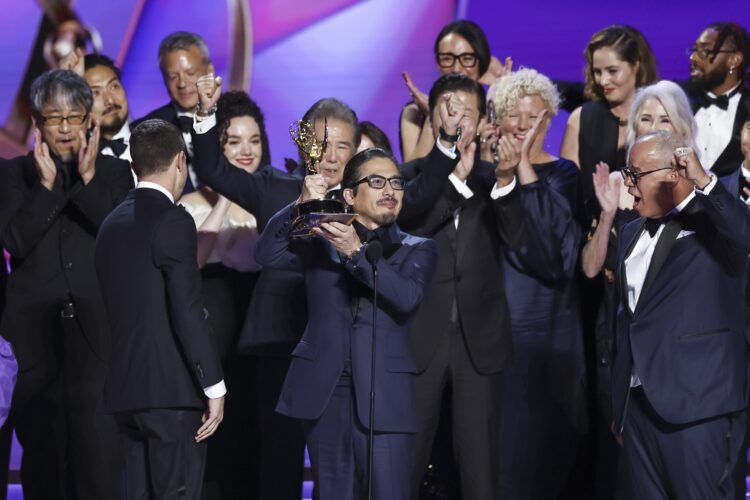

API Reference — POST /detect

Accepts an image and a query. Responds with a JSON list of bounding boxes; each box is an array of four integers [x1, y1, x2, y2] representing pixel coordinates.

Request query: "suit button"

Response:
[[64, 262, 73, 270], [600, 356, 608, 366]]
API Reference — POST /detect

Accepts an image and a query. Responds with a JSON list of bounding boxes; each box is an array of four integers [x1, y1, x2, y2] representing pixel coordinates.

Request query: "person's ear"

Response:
[[343, 187, 355, 205]]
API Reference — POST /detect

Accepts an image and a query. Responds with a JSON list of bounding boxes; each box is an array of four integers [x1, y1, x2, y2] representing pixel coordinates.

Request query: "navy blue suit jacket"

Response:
[[612, 180, 750, 430], [255, 203, 438, 433]]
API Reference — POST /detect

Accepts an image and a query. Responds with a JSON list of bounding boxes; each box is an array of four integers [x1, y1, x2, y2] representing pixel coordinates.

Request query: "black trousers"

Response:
[[410, 321, 502, 500], [11, 307, 120, 500], [624, 387, 745, 500], [115, 409, 206, 500]]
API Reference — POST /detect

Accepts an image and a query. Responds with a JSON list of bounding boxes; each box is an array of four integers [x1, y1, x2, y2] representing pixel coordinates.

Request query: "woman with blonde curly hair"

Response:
[[489, 68, 586, 500]]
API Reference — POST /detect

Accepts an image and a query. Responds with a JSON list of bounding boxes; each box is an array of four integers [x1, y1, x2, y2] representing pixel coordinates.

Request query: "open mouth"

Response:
[[632, 195, 641, 209]]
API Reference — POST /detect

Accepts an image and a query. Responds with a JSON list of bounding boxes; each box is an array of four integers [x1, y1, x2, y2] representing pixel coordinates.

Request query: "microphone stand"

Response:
[[364, 240, 382, 500]]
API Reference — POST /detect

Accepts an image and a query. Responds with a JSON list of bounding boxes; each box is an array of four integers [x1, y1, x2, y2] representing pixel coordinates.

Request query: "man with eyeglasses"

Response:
[[254, 147, 438, 500], [688, 22, 750, 179], [0, 69, 133, 500], [608, 130, 750, 499]]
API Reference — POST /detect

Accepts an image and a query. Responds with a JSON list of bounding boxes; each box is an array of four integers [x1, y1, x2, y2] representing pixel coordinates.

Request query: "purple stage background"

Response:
[[0, 1, 749, 498]]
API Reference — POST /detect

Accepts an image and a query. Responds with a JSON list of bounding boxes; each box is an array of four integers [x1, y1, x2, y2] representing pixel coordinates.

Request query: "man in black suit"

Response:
[[398, 73, 528, 500], [610, 131, 750, 498], [191, 75, 465, 500], [689, 22, 750, 179], [95, 119, 225, 500], [133, 31, 215, 193], [0, 69, 133, 499]]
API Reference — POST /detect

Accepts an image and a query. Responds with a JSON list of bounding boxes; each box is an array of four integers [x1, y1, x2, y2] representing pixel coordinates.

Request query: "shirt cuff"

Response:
[[490, 177, 517, 199], [193, 113, 216, 134], [448, 173, 474, 199], [742, 164, 750, 179], [696, 173, 717, 194], [435, 138, 457, 160], [203, 379, 226, 399]]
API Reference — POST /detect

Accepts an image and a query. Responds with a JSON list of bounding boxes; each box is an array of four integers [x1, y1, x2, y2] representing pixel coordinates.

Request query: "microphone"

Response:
[[364, 238, 382, 500], [365, 240, 383, 265]]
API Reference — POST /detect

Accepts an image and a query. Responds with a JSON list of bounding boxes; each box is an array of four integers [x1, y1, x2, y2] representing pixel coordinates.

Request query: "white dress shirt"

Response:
[[176, 107, 201, 189], [101, 122, 137, 184], [135, 181, 227, 399], [625, 175, 717, 386], [694, 84, 742, 170]]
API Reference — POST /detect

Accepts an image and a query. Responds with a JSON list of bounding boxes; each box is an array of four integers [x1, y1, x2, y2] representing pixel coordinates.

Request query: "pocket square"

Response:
[[676, 230, 696, 239]]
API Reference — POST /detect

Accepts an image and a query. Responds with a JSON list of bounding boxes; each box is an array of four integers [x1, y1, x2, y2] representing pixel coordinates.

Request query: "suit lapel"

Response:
[[633, 217, 683, 315], [711, 91, 749, 177], [619, 219, 646, 313]]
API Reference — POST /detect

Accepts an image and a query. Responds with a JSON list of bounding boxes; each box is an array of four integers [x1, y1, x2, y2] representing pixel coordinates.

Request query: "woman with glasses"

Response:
[[179, 90, 267, 497], [487, 68, 585, 500], [400, 20, 508, 162]]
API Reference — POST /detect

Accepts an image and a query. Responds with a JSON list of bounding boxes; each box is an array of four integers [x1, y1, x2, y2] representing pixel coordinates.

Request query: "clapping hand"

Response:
[[479, 56, 513, 86], [520, 110, 548, 162], [592, 162, 621, 219], [495, 136, 521, 184], [402, 72, 429, 117], [78, 122, 100, 185], [33, 129, 57, 191]]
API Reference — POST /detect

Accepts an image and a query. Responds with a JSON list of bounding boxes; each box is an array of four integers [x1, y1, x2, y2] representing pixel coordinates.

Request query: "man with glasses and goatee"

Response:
[[0, 69, 133, 500]]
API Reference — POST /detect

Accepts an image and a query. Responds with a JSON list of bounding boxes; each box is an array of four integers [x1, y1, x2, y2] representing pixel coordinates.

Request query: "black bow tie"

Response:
[[644, 218, 664, 237], [100, 137, 127, 157], [696, 87, 740, 110], [177, 116, 194, 135]]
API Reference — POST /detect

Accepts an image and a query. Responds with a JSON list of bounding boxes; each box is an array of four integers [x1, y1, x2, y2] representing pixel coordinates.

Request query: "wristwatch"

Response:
[[439, 126, 461, 144]]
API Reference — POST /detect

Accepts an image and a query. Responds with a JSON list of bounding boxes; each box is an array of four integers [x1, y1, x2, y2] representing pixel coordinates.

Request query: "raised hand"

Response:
[[402, 72, 429, 117], [33, 128, 57, 191], [672, 147, 711, 189], [299, 173, 328, 203], [479, 56, 513, 86], [196, 395, 224, 442], [495, 135, 521, 185], [196, 74, 223, 114], [438, 92, 466, 138], [592, 162, 621, 218], [59, 47, 85, 76], [312, 221, 361, 258], [453, 140, 477, 181], [520, 110, 548, 161], [78, 122, 100, 185]]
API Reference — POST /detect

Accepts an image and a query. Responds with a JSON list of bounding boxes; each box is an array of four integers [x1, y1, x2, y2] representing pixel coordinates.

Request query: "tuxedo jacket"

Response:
[[192, 125, 458, 350], [692, 89, 750, 178], [255, 203, 438, 432], [95, 188, 223, 413], [132, 102, 179, 129], [0, 152, 133, 371], [398, 161, 529, 374], [612, 181, 750, 431]]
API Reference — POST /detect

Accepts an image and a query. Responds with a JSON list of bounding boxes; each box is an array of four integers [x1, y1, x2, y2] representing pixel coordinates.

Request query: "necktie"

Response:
[[696, 87, 740, 110], [177, 116, 194, 135], [644, 218, 663, 237], [101, 138, 127, 157]]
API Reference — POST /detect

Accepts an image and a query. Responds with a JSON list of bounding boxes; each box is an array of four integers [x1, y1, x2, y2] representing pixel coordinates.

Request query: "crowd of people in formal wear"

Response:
[[0, 16, 749, 500]]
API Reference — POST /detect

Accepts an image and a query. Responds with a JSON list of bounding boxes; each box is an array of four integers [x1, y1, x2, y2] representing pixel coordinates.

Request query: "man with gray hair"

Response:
[[0, 69, 133, 499], [134, 31, 215, 193], [608, 130, 750, 498]]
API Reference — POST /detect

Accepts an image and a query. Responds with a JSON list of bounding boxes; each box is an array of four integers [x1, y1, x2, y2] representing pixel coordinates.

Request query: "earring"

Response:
[[729, 66, 735, 75]]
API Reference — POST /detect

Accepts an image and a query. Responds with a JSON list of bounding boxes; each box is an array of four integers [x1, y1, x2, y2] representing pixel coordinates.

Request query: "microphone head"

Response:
[[365, 240, 383, 264]]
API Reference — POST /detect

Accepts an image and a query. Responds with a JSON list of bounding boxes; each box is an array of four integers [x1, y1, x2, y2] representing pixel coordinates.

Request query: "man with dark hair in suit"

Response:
[[398, 73, 531, 500], [689, 22, 750, 179], [134, 31, 215, 193], [609, 130, 750, 499], [95, 118, 225, 500], [0, 69, 133, 500], [255, 147, 438, 500]]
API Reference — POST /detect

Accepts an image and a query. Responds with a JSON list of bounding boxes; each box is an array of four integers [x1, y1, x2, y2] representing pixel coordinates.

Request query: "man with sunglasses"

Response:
[[610, 130, 750, 499], [0, 69, 133, 499], [254, 147, 438, 500], [688, 22, 750, 179]]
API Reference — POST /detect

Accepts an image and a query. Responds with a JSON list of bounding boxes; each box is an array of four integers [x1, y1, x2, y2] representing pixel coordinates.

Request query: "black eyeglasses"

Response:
[[620, 166, 673, 184], [686, 46, 737, 59], [436, 52, 478, 69], [352, 174, 406, 190], [42, 113, 88, 126]]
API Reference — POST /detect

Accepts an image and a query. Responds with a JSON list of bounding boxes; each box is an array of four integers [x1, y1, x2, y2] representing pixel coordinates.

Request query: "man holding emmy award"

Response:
[[254, 145, 438, 500]]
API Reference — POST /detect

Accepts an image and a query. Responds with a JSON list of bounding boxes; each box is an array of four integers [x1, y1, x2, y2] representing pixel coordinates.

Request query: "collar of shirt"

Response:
[[174, 104, 195, 119], [111, 122, 131, 143], [327, 184, 341, 192], [136, 181, 175, 204], [671, 189, 696, 216]]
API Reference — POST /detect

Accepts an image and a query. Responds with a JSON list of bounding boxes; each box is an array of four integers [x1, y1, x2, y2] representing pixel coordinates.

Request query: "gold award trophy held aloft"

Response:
[[289, 119, 355, 237]]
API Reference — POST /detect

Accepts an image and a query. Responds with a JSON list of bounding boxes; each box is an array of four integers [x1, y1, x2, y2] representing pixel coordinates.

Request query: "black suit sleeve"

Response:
[[399, 177, 467, 236], [0, 159, 66, 259], [152, 207, 223, 390], [69, 156, 134, 228], [399, 143, 459, 221]]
